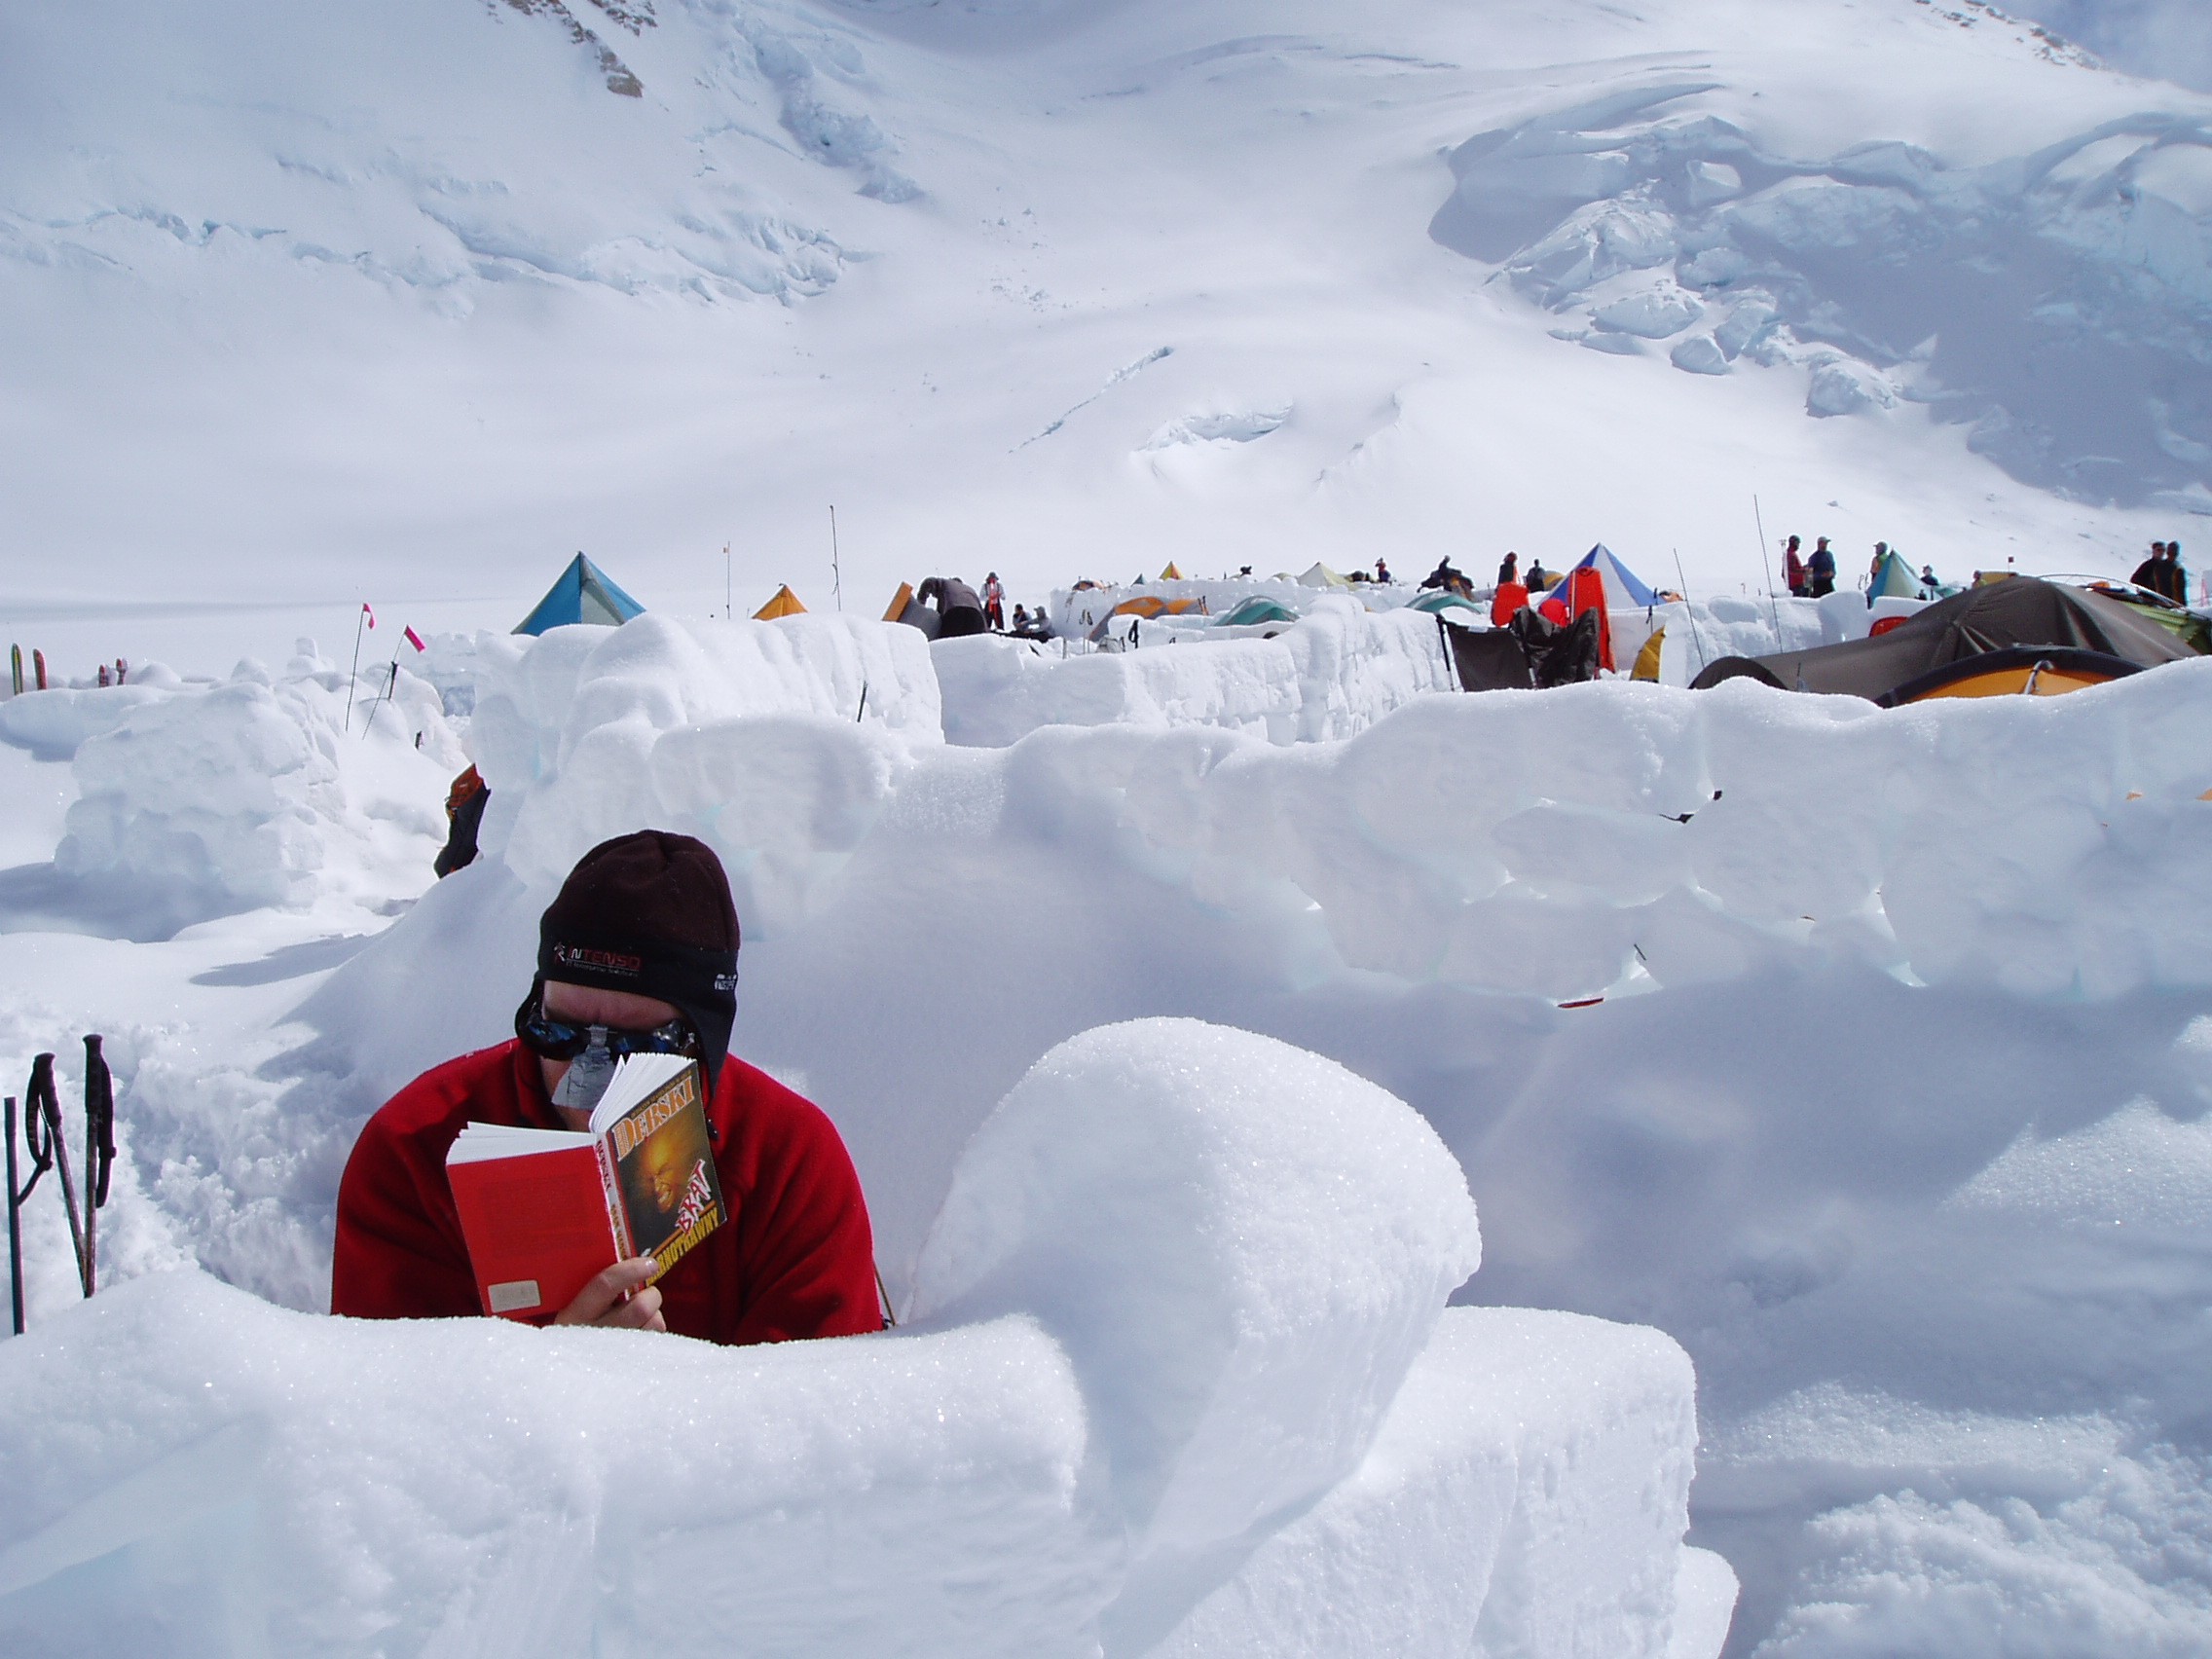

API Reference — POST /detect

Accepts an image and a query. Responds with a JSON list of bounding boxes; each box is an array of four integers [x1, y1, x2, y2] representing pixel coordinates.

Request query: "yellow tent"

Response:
[[755, 584, 807, 620], [1161, 561, 1184, 581], [1631, 627, 1665, 682], [883, 582, 915, 622]]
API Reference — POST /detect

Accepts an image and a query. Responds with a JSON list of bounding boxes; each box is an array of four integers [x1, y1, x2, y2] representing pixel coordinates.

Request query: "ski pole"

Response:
[[345, 603, 369, 731], [6, 1094, 21, 1335], [1673, 549, 1709, 676], [1751, 496, 1784, 644], [83, 1035, 114, 1297], [25, 1055, 88, 1296]]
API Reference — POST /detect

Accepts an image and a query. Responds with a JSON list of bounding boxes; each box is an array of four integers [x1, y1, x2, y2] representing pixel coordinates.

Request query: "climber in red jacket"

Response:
[[332, 830, 881, 1345]]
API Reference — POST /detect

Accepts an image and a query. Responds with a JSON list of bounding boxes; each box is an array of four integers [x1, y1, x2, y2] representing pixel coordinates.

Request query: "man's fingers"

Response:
[[553, 1257, 660, 1327], [605, 1284, 664, 1331]]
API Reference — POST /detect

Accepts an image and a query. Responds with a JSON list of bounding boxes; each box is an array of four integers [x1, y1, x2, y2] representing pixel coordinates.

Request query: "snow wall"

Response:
[[934, 597, 1456, 746], [0, 1017, 1728, 1659]]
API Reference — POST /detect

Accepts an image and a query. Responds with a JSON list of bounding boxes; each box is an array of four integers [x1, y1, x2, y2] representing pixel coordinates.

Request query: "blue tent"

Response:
[[514, 554, 646, 635], [1566, 544, 1661, 609]]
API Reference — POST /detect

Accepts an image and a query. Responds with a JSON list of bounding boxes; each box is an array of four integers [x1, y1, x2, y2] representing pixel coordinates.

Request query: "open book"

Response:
[[445, 1052, 726, 1320]]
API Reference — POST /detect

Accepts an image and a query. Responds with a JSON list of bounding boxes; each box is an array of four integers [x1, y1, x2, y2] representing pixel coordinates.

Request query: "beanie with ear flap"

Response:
[[524, 830, 742, 1092]]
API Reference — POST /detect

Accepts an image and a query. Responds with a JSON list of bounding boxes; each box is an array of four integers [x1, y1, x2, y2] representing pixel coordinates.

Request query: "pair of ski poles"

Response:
[[6, 1035, 116, 1336]]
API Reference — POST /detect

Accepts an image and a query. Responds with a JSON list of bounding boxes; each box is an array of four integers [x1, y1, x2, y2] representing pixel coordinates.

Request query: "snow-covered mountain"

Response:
[[2, 0, 2208, 653]]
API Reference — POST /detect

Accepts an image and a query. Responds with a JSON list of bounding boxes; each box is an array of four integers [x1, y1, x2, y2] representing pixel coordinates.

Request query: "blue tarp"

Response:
[[514, 554, 646, 635], [1567, 544, 1661, 608]]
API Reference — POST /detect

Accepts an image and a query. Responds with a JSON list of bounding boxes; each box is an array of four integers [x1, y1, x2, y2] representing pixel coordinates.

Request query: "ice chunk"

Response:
[[1670, 336, 1729, 376], [1595, 288, 1706, 340], [909, 1018, 1482, 1573]]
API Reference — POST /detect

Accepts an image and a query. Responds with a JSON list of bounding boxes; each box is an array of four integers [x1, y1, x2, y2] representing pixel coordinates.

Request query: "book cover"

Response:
[[444, 1054, 725, 1320], [601, 1061, 726, 1285]]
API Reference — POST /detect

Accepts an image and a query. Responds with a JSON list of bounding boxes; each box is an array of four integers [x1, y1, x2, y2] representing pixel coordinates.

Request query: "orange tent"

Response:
[[755, 584, 807, 620], [883, 582, 915, 622]]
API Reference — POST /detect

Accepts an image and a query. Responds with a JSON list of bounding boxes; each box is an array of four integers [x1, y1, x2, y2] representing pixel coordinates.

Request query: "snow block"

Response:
[[0, 683, 173, 761], [933, 600, 1454, 750], [0, 1272, 1117, 1659], [468, 611, 940, 892], [1150, 1308, 1726, 1659], [908, 1018, 1482, 1575]]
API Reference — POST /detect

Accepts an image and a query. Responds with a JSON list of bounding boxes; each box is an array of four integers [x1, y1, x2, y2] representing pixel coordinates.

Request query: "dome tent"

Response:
[[1690, 576, 2196, 704], [755, 584, 807, 620], [513, 553, 646, 636]]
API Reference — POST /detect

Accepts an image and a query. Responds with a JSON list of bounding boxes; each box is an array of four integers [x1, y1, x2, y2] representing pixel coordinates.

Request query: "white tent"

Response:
[[1299, 562, 1352, 590]]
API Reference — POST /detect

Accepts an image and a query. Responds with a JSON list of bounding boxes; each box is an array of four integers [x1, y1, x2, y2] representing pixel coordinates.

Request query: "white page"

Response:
[[588, 1051, 694, 1137], [445, 1124, 595, 1165]]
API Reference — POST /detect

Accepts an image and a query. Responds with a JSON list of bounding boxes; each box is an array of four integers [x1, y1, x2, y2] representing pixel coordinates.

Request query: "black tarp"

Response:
[[1689, 576, 2197, 701], [1442, 620, 1533, 691]]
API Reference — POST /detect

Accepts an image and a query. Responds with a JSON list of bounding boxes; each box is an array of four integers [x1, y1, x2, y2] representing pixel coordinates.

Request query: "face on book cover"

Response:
[[538, 979, 684, 1128]]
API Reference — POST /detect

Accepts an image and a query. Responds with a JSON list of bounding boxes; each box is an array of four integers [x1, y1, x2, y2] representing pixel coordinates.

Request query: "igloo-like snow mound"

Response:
[[910, 1018, 1482, 1572], [0, 1018, 1715, 1658]]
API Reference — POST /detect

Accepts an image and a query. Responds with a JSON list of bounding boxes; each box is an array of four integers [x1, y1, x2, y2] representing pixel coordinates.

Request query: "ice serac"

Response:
[[907, 1017, 1483, 1638], [1151, 1308, 1727, 1659]]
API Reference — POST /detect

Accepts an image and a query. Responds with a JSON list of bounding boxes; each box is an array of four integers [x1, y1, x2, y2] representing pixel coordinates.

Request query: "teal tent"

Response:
[[1407, 590, 1484, 616], [514, 554, 646, 635], [1217, 595, 1300, 627], [1869, 551, 1921, 602]]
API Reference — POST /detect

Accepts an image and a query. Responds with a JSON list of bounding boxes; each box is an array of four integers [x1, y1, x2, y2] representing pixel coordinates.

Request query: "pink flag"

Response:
[[362, 602, 377, 628], [403, 625, 425, 652]]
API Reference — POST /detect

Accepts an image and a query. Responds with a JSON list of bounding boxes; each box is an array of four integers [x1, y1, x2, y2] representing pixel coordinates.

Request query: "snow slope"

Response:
[[4, 0, 2209, 680]]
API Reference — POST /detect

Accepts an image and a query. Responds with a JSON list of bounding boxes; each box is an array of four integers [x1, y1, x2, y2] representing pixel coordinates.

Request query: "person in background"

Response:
[[1011, 603, 1030, 632], [1526, 558, 1547, 592], [982, 572, 1007, 631], [1869, 542, 1890, 584], [1783, 535, 1808, 598], [1497, 551, 1519, 589], [1807, 536, 1837, 598], [2130, 541, 2168, 596], [1919, 564, 1940, 597], [917, 575, 989, 638], [1419, 557, 1467, 593], [2172, 542, 2191, 606], [435, 765, 488, 878], [334, 830, 881, 1345], [1374, 557, 1392, 584]]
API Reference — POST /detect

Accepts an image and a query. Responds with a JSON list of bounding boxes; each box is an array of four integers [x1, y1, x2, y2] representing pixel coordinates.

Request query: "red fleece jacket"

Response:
[[331, 1041, 880, 1345]]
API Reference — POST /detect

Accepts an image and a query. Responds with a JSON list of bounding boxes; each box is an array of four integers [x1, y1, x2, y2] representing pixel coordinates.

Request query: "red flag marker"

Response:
[[403, 625, 425, 651]]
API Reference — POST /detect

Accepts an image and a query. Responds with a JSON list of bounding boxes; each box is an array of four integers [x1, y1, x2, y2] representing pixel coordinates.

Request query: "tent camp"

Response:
[[1299, 562, 1353, 590], [513, 554, 645, 635], [1563, 544, 1661, 610], [1690, 576, 2197, 705], [754, 585, 806, 620]]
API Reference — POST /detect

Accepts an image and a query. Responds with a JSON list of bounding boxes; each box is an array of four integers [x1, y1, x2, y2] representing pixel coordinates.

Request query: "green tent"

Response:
[[514, 554, 646, 635]]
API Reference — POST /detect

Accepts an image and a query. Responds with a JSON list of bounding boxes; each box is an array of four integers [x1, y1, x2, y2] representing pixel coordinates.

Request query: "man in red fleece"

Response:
[[332, 830, 881, 1344]]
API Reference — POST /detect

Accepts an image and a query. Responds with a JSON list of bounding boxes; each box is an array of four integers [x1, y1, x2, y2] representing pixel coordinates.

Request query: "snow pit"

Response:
[[0, 1023, 1720, 1659], [910, 1018, 1482, 1578]]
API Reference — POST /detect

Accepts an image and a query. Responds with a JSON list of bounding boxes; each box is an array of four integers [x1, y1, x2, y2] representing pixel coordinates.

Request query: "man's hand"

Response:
[[555, 1258, 666, 1332]]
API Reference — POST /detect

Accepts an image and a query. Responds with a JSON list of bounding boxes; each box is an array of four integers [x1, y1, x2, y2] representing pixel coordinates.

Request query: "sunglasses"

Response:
[[517, 1006, 701, 1063]]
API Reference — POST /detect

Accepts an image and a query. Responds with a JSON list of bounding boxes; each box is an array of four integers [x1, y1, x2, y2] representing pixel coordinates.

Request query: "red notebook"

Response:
[[445, 1053, 726, 1320]]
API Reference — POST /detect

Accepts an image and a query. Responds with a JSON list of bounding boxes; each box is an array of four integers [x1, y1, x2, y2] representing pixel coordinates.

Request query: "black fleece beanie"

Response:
[[526, 830, 741, 1091]]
